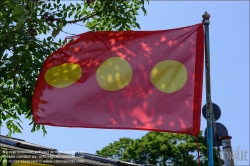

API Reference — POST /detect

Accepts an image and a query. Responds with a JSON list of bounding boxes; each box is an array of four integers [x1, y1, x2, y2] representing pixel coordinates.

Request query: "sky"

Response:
[[1, 1, 249, 165]]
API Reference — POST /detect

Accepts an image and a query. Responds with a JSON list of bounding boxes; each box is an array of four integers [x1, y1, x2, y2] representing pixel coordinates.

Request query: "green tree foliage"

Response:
[[0, 0, 148, 136], [97, 131, 222, 166]]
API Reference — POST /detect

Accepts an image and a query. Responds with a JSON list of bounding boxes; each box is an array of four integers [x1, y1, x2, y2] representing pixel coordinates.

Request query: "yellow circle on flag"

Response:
[[96, 57, 132, 91], [150, 60, 187, 93], [45, 63, 82, 88]]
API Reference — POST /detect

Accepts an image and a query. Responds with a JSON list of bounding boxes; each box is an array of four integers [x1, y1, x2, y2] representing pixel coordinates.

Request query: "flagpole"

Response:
[[202, 11, 214, 166]]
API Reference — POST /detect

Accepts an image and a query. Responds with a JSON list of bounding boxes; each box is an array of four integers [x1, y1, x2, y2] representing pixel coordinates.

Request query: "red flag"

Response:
[[32, 23, 204, 136]]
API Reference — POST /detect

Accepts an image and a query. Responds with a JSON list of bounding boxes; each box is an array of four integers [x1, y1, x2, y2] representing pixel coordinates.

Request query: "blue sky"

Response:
[[1, 1, 249, 165]]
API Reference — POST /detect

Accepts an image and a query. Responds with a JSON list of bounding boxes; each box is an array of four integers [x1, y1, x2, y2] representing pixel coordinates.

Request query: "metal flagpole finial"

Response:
[[202, 11, 210, 25]]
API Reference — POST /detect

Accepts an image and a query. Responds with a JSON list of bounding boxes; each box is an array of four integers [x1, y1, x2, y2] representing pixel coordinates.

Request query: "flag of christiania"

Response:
[[32, 23, 204, 136]]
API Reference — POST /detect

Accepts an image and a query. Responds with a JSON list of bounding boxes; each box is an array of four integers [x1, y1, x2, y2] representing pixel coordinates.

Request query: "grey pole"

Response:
[[220, 136, 234, 166], [202, 11, 214, 166]]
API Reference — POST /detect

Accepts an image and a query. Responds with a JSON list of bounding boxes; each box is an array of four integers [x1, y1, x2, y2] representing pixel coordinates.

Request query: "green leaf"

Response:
[[52, 23, 63, 38], [141, 7, 147, 16], [12, 5, 25, 18], [69, 10, 75, 18], [135, 22, 141, 29], [55, 13, 62, 17], [16, 121, 23, 129], [42, 125, 47, 136], [11, 0, 19, 3], [2, 113, 6, 121], [19, 101, 27, 113], [31, 123, 36, 132], [2, 158, 7, 166], [47, 3, 51, 9]]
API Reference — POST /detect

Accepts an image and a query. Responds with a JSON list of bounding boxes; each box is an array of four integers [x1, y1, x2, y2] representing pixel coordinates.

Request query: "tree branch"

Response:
[[0, 97, 7, 104], [61, 30, 76, 36], [59, 12, 97, 24], [28, 12, 97, 25]]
